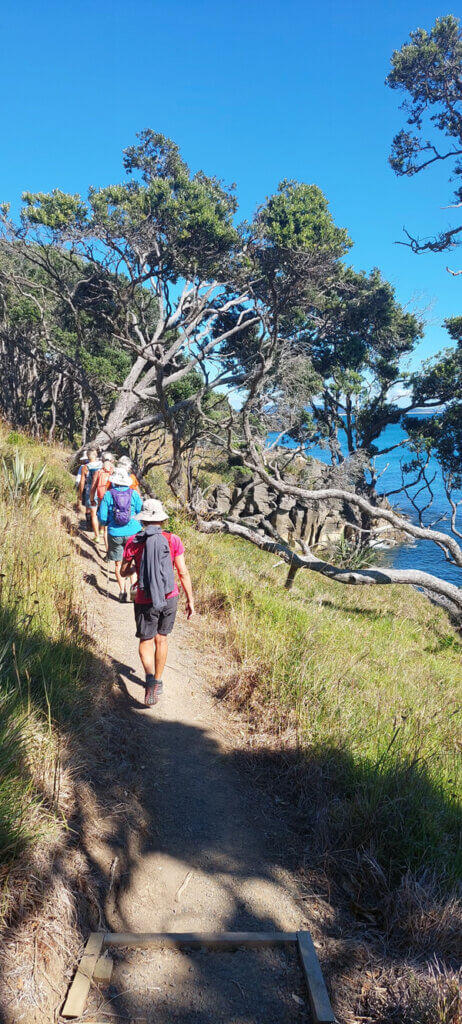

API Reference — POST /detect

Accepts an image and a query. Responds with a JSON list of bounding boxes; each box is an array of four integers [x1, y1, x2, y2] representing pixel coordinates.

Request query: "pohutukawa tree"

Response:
[[383, 12, 462, 595], [386, 13, 462, 262]]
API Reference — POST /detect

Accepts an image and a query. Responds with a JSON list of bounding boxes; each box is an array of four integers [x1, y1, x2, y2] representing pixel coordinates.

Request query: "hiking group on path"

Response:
[[76, 448, 195, 707]]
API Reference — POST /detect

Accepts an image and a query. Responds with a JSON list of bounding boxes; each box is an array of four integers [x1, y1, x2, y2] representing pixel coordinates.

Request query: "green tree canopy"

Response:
[[386, 14, 462, 254]]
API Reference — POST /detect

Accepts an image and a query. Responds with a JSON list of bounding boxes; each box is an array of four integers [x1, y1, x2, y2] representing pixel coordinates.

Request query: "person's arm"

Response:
[[77, 465, 87, 506], [120, 537, 137, 578], [120, 556, 134, 578], [98, 493, 109, 525], [174, 553, 194, 618]]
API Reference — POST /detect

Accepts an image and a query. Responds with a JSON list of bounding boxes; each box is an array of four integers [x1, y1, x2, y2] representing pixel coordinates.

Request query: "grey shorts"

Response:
[[107, 534, 126, 561], [134, 596, 179, 640]]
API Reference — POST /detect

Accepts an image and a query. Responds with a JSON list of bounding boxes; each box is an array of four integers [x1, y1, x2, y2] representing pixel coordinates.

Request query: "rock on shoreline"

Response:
[[208, 453, 405, 551]]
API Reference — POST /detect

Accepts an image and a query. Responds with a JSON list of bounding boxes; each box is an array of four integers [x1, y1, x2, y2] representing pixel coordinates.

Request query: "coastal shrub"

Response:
[[1, 452, 46, 509]]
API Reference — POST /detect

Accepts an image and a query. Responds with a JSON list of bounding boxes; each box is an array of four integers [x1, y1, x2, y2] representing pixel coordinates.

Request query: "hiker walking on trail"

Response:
[[98, 466, 142, 600], [77, 447, 102, 540], [117, 455, 141, 493], [90, 454, 115, 554], [120, 498, 194, 707], [75, 451, 88, 488]]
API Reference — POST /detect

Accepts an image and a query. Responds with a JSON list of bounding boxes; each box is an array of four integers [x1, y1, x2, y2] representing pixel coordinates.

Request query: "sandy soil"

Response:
[[75, 526, 315, 1024]]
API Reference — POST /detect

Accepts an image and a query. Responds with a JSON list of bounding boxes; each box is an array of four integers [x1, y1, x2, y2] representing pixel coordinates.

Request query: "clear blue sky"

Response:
[[1, 0, 460, 370]]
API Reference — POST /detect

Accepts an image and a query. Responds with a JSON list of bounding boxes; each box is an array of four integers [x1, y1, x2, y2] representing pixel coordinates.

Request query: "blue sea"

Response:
[[270, 417, 461, 587]]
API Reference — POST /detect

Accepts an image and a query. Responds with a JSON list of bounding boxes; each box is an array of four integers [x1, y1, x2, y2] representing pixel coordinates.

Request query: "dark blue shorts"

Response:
[[134, 595, 179, 639]]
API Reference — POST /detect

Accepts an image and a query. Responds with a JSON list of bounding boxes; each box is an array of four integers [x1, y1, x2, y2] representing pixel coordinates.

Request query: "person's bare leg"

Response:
[[154, 634, 168, 680], [139, 638, 155, 677], [90, 507, 99, 541], [114, 560, 125, 594], [139, 637, 164, 706]]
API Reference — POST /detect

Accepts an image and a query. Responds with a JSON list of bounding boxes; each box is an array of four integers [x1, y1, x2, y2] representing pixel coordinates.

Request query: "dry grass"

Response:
[[172, 513, 462, 1023], [0, 427, 109, 1021]]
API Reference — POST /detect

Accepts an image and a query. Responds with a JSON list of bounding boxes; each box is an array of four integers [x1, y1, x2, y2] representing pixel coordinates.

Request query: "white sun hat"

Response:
[[136, 498, 169, 523], [117, 455, 132, 468], [110, 467, 132, 487]]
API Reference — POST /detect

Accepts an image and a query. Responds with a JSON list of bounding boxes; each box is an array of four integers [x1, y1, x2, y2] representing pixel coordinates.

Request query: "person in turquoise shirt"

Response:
[[98, 467, 142, 601]]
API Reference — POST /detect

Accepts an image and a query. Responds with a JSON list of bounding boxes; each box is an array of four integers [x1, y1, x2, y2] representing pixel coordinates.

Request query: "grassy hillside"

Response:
[[173, 512, 461, 952], [0, 428, 92, 924]]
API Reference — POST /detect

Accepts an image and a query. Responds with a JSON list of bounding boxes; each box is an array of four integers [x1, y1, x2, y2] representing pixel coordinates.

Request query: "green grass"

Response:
[[0, 427, 91, 922], [2, 427, 75, 500], [174, 516, 461, 892]]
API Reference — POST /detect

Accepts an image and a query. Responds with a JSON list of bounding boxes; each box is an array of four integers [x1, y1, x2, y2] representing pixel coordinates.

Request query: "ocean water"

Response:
[[269, 418, 461, 587]]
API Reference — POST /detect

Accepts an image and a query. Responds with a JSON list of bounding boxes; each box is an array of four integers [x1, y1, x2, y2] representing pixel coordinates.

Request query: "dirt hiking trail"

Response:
[[75, 526, 319, 1024]]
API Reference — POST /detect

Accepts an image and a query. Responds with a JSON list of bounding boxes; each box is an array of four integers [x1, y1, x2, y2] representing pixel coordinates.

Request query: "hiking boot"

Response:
[[118, 591, 128, 603], [145, 679, 163, 706]]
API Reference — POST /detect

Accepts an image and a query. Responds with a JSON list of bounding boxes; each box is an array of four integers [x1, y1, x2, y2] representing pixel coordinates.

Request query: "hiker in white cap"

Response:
[[116, 455, 141, 493], [120, 498, 194, 706], [98, 466, 143, 600]]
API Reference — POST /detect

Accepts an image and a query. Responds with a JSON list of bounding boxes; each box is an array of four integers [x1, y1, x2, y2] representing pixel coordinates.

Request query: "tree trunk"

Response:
[[197, 516, 462, 615]]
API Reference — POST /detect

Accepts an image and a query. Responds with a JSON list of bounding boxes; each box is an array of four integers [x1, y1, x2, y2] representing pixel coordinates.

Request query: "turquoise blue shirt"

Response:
[[98, 486, 143, 536]]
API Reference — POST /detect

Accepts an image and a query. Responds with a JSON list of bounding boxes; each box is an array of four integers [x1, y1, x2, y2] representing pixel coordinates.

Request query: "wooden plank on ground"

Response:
[[93, 954, 114, 985], [297, 931, 335, 1024], [103, 931, 297, 950], [61, 932, 105, 1018]]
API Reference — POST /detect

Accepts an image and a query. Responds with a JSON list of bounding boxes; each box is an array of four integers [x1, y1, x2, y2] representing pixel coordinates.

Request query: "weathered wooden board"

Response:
[[297, 931, 335, 1024], [103, 930, 297, 950], [93, 954, 114, 985], [67, 929, 335, 1022], [61, 932, 105, 1018]]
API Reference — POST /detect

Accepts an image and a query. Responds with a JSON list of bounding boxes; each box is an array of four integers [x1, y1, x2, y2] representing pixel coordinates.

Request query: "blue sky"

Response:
[[1, 0, 460, 370]]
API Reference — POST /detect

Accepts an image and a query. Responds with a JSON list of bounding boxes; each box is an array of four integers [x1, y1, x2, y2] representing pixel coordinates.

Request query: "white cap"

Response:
[[110, 468, 132, 487]]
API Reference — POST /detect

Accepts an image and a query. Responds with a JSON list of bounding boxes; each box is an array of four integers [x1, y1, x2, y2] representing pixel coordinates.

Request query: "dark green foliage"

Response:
[[0, 240, 134, 440], [407, 320, 462, 483], [263, 265, 422, 456], [255, 179, 351, 257], [387, 14, 462, 252]]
